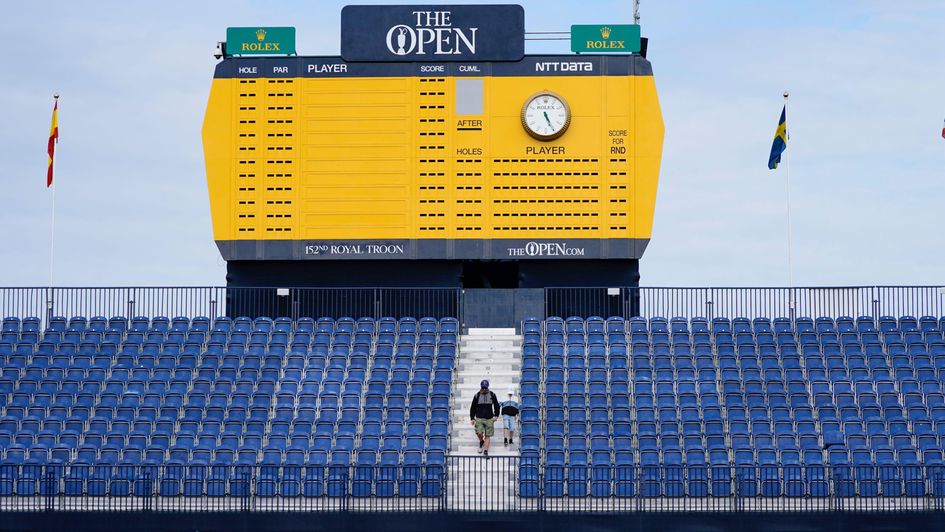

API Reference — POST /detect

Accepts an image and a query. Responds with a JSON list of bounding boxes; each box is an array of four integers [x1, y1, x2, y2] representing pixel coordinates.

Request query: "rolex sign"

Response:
[[341, 5, 525, 62], [225, 27, 296, 56], [570, 24, 641, 54]]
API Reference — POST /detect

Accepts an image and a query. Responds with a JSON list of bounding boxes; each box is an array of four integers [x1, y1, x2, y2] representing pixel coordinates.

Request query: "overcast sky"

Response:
[[1, 0, 942, 288]]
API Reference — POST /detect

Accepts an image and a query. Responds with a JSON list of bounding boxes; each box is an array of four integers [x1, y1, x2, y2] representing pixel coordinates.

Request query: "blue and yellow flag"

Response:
[[768, 105, 787, 170]]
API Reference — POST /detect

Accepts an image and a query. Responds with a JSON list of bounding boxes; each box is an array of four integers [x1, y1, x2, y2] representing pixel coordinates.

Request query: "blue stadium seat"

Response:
[[0, 315, 459, 500]]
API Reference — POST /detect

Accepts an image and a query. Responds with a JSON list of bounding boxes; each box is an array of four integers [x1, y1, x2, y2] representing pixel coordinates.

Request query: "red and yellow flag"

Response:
[[47, 97, 59, 187]]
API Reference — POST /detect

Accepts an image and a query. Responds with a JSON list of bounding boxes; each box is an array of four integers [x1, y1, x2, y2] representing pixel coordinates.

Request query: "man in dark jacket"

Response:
[[469, 379, 501, 457]]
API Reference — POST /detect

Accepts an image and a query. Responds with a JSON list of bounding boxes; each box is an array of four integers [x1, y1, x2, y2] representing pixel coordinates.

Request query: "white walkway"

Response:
[[450, 328, 523, 455], [447, 328, 522, 507]]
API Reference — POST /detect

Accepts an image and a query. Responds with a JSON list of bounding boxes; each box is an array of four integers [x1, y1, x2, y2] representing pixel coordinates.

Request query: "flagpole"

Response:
[[783, 91, 796, 318], [49, 93, 59, 288], [49, 178, 57, 286]]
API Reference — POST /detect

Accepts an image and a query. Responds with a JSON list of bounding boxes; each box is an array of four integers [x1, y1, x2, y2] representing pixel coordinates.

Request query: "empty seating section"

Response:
[[519, 315, 945, 498], [0, 315, 457, 497]]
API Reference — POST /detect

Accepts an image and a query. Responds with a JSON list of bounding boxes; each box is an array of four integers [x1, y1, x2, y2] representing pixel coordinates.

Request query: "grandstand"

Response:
[[518, 315, 945, 502], [0, 314, 456, 501], [2, 288, 944, 513], [1, 287, 945, 531], [5, 4, 945, 532]]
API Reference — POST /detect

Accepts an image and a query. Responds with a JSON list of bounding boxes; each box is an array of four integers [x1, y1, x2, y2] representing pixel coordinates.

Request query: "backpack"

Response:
[[501, 404, 519, 416]]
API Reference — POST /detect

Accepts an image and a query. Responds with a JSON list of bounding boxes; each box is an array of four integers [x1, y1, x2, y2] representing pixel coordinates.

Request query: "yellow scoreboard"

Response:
[[202, 55, 664, 260]]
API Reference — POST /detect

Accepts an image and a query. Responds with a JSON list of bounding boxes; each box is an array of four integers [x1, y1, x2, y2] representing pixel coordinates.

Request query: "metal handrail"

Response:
[[0, 460, 943, 513]]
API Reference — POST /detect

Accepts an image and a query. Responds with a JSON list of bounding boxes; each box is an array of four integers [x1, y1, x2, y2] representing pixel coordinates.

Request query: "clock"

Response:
[[521, 91, 571, 141]]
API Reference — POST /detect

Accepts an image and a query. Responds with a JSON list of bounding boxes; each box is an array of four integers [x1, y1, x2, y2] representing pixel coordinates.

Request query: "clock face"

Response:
[[521, 91, 571, 141]]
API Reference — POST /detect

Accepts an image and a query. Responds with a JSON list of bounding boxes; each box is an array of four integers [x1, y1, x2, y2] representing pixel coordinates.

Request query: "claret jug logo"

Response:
[[385, 10, 477, 57], [242, 28, 281, 52]]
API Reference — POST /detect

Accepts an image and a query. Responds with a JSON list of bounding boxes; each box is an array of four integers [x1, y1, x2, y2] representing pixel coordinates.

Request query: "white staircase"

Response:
[[446, 328, 522, 507], [450, 328, 523, 455]]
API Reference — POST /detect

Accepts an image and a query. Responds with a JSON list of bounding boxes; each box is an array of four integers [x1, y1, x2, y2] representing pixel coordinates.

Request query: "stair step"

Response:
[[466, 328, 517, 335], [451, 327, 522, 460], [459, 356, 521, 362], [461, 348, 521, 355], [461, 340, 521, 346], [459, 352, 521, 359], [458, 374, 520, 382], [458, 364, 520, 372]]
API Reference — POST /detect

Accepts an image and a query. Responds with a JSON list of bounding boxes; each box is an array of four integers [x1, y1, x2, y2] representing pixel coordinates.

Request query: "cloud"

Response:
[[0, 1, 942, 289]]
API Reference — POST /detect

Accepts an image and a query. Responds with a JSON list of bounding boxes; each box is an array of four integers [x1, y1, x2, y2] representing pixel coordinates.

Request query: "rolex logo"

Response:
[[583, 25, 625, 50], [240, 28, 281, 52]]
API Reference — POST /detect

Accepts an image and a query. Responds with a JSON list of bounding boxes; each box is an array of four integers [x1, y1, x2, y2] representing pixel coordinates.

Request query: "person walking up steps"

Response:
[[469, 379, 500, 458], [500, 389, 520, 446]]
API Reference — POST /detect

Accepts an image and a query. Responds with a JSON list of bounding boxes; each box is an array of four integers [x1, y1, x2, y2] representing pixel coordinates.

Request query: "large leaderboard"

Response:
[[203, 54, 664, 262]]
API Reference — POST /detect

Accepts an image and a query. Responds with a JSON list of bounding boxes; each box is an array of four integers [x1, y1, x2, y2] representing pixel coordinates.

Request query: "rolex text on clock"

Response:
[[521, 91, 571, 141]]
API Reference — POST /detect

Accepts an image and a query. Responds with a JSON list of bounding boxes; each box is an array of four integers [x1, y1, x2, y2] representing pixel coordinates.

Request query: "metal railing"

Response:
[[0, 287, 462, 325], [545, 286, 945, 320], [2, 460, 945, 513], [1, 286, 943, 328], [0, 462, 446, 513]]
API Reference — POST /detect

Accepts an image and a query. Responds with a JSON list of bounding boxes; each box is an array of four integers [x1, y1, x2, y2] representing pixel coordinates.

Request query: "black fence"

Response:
[[226, 288, 461, 322], [544, 286, 945, 321], [3, 459, 945, 513], [0, 287, 462, 325], [1, 286, 943, 329], [0, 462, 446, 513]]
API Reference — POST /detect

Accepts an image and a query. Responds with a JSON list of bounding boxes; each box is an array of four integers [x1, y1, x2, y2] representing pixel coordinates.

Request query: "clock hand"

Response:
[[543, 111, 554, 129]]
